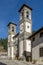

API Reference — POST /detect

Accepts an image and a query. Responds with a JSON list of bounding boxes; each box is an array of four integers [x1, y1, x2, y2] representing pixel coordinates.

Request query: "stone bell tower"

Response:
[[19, 4, 32, 59], [7, 22, 17, 59]]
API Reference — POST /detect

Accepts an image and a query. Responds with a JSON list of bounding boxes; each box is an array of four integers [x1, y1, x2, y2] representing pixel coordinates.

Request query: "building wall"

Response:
[[20, 23, 24, 34], [8, 24, 16, 35], [19, 40, 23, 57], [8, 23, 16, 59], [13, 36, 19, 58], [32, 31, 43, 61], [26, 39, 31, 52], [8, 5, 32, 60], [19, 6, 32, 58], [20, 6, 32, 21], [25, 22, 31, 33], [32, 42, 43, 61], [8, 34, 14, 42]]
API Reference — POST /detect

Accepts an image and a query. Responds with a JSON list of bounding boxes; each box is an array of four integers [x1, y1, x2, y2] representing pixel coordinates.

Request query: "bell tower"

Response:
[[19, 4, 32, 36], [19, 4, 32, 59], [7, 22, 17, 59]]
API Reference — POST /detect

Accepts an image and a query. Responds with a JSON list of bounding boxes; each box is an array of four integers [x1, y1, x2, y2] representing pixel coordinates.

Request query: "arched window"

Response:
[[26, 11, 29, 19], [12, 26, 14, 32]]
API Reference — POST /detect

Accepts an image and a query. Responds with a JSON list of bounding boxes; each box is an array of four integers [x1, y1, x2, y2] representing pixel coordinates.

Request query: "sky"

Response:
[[0, 0, 43, 38]]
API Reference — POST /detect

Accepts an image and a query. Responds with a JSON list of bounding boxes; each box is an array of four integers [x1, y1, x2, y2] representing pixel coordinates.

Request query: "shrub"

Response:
[[18, 58, 23, 61], [32, 60, 37, 64]]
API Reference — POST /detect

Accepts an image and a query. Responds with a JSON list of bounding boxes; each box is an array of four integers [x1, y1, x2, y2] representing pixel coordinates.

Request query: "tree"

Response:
[[0, 38, 8, 51]]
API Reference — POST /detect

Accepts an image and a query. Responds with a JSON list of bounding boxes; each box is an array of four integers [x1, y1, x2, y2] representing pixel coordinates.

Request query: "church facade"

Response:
[[7, 4, 43, 61], [8, 4, 32, 60]]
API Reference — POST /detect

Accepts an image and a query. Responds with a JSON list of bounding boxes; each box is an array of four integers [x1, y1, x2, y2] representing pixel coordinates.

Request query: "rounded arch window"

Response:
[[12, 26, 14, 32], [26, 11, 29, 19]]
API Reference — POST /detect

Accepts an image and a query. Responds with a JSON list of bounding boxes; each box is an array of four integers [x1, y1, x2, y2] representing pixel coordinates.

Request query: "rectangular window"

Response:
[[40, 32, 43, 37], [39, 47, 43, 57]]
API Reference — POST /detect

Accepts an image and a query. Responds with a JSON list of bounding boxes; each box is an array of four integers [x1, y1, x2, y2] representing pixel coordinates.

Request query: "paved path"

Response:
[[0, 59, 43, 65]]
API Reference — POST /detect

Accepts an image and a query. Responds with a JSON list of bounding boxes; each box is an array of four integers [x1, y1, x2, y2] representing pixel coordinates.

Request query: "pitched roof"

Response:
[[7, 22, 17, 26], [28, 27, 43, 39], [19, 4, 32, 12], [13, 33, 19, 39]]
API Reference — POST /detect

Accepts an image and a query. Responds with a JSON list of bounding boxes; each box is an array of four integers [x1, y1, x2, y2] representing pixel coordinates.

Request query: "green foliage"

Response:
[[0, 38, 8, 51], [32, 60, 37, 64], [18, 58, 24, 61]]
